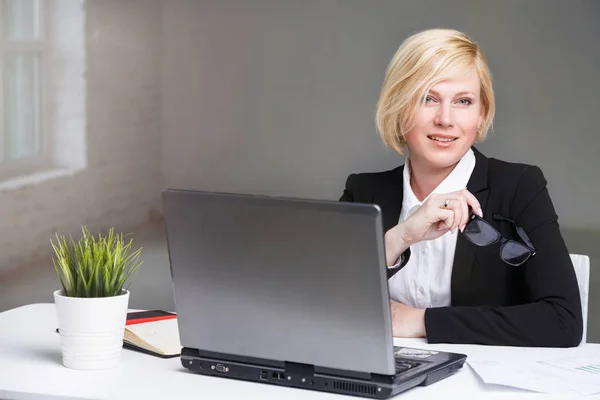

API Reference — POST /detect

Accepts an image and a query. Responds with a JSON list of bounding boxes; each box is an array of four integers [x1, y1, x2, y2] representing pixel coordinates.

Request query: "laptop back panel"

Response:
[[162, 189, 396, 375]]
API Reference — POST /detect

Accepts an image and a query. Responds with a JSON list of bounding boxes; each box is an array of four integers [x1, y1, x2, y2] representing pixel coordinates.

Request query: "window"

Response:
[[0, 0, 49, 180]]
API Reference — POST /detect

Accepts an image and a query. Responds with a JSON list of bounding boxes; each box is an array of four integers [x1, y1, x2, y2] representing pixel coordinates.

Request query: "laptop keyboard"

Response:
[[395, 359, 422, 374]]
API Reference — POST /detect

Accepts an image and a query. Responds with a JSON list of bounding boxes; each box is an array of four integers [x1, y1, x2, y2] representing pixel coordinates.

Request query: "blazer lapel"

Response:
[[450, 147, 490, 305]]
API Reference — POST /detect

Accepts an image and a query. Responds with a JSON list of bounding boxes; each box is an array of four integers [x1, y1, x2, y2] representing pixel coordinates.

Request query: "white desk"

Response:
[[0, 304, 581, 399]]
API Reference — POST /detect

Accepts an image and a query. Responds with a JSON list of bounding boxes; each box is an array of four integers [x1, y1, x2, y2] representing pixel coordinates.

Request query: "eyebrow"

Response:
[[428, 89, 477, 97]]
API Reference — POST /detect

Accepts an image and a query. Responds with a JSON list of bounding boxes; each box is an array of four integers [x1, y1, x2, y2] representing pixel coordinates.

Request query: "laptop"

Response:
[[162, 189, 466, 398]]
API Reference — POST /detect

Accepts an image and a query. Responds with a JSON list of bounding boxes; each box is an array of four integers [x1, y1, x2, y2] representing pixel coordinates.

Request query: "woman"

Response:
[[340, 28, 583, 347]]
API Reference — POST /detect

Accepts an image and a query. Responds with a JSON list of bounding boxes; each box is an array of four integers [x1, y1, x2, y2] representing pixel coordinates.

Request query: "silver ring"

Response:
[[443, 198, 450, 208]]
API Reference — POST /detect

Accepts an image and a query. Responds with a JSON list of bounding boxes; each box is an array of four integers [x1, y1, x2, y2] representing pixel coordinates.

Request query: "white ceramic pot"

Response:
[[54, 289, 130, 370]]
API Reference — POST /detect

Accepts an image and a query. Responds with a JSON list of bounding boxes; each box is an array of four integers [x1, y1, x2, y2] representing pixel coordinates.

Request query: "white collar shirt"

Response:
[[388, 148, 476, 308]]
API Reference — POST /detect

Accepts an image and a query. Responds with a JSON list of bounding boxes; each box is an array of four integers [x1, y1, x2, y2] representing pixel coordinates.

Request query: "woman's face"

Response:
[[405, 68, 483, 171]]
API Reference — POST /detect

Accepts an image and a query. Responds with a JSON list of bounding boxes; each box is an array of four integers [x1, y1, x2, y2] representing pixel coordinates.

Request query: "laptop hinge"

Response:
[[314, 365, 373, 380], [284, 361, 315, 376]]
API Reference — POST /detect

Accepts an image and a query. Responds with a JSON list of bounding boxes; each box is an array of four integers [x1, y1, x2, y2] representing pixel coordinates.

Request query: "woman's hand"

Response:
[[384, 189, 482, 266], [389, 300, 426, 338]]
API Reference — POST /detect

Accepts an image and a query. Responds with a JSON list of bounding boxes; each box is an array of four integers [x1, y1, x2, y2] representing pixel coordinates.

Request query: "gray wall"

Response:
[[161, 0, 600, 231]]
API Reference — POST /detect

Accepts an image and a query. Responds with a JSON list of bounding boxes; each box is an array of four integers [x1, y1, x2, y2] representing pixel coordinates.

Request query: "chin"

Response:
[[421, 148, 467, 169]]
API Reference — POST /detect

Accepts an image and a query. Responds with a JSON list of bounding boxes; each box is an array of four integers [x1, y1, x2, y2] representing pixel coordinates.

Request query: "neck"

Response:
[[409, 157, 459, 202]]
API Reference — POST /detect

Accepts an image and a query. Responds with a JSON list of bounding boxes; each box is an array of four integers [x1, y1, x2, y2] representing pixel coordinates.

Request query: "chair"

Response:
[[570, 254, 590, 345]]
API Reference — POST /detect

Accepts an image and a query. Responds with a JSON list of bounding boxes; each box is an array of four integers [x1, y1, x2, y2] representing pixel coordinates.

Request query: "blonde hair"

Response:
[[375, 28, 495, 155]]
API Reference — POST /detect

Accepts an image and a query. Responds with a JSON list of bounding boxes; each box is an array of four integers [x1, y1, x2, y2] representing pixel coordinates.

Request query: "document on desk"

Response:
[[464, 343, 600, 395]]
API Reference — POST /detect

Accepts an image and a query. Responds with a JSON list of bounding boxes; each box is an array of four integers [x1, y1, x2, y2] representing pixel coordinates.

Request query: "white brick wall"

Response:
[[0, 0, 162, 274]]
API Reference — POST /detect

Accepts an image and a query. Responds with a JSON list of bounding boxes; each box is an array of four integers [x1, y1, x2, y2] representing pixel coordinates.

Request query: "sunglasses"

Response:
[[462, 212, 536, 266]]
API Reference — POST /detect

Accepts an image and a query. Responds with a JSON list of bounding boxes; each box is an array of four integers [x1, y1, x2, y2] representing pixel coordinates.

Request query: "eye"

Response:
[[424, 96, 435, 103], [458, 98, 472, 105]]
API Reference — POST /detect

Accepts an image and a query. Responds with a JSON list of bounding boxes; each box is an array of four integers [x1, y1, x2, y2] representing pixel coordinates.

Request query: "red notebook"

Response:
[[123, 310, 181, 358]]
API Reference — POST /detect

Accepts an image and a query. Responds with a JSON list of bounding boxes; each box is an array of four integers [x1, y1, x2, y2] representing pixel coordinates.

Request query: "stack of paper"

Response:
[[464, 343, 600, 395]]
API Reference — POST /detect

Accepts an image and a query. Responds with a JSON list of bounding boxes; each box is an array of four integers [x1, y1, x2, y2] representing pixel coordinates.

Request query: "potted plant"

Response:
[[51, 226, 143, 370]]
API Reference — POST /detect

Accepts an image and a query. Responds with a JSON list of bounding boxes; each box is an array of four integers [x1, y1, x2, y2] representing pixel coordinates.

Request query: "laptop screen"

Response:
[[163, 190, 396, 375]]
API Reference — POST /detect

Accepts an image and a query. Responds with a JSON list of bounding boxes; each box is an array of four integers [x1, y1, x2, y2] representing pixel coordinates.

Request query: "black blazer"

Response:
[[339, 147, 583, 347]]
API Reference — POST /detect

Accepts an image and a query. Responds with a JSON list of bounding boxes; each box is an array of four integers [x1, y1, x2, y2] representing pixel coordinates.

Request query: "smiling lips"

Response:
[[428, 134, 458, 143]]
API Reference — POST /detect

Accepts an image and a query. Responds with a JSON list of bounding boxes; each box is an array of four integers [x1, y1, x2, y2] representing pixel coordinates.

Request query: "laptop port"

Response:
[[215, 364, 228, 373], [260, 370, 269, 380], [271, 372, 285, 380]]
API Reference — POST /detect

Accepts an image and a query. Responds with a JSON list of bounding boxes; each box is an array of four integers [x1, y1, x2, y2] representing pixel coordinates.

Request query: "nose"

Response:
[[434, 103, 454, 128]]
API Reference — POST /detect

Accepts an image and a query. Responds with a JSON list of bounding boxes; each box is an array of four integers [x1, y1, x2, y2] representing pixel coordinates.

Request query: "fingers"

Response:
[[436, 208, 455, 232], [404, 188, 482, 243], [458, 197, 469, 232], [459, 189, 483, 218], [432, 189, 482, 233], [436, 220, 451, 233], [435, 197, 461, 233], [444, 199, 462, 232], [459, 195, 469, 231]]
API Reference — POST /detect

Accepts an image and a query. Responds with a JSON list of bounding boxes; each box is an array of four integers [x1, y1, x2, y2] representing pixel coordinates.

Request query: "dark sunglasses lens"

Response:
[[515, 225, 534, 249], [464, 219, 499, 246], [501, 241, 532, 266]]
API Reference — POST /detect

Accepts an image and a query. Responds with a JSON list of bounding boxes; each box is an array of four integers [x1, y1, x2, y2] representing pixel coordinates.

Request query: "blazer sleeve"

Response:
[[424, 166, 584, 347], [339, 173, 357, 202], [339, 173, 410, 279]]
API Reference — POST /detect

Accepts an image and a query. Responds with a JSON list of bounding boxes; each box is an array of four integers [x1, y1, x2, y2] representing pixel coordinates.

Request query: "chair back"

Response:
[[570, 253, 590, 345]]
